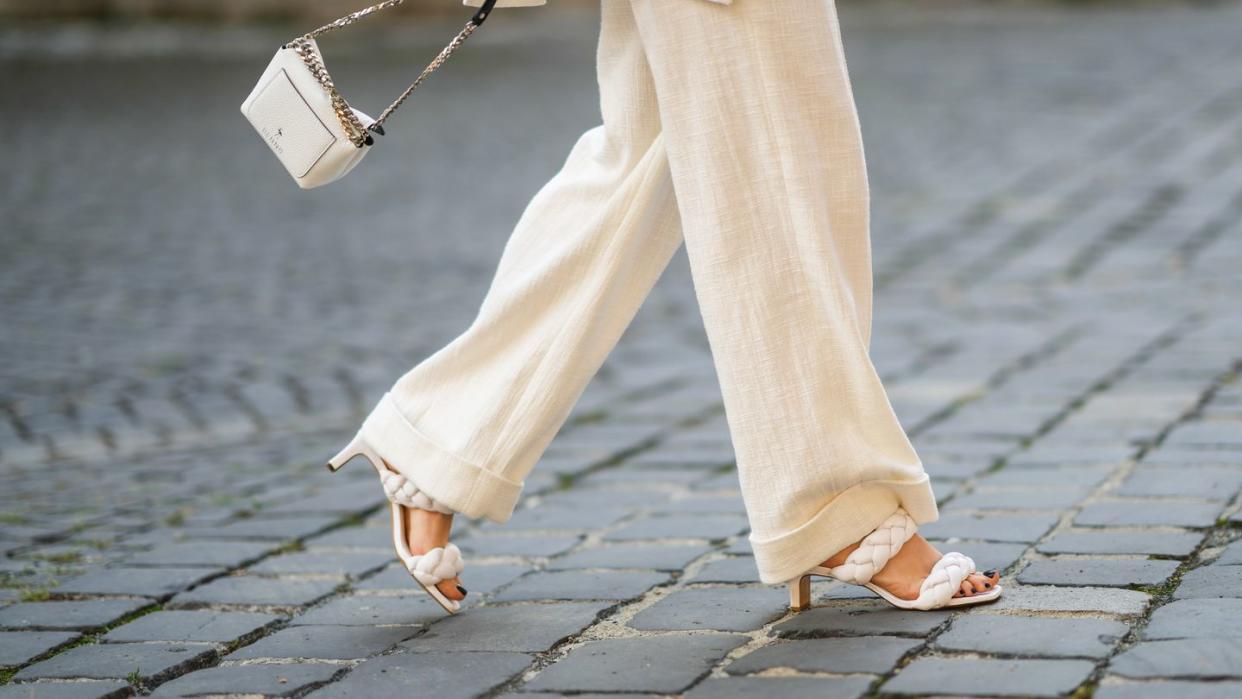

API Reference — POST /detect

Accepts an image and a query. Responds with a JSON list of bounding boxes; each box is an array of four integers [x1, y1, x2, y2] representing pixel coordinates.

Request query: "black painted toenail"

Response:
[[984, 583, 992, 588], [457, 585, 468, 596], [983, 569, 997, 577]]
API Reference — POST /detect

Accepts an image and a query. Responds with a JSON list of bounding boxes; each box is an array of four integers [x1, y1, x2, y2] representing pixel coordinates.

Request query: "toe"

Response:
[[438, 576, 466, 601], [958, 578, 975, 598], [960, 573, 984, 596]]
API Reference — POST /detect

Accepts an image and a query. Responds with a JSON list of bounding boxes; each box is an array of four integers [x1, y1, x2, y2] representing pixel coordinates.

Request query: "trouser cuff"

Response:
[[748, 474, 940, 585], [358, 392, 524, 524]]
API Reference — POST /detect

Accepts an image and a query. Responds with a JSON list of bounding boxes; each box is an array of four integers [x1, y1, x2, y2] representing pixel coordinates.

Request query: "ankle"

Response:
[[824, 540, 862, 568], [406, 508, 453, 553]]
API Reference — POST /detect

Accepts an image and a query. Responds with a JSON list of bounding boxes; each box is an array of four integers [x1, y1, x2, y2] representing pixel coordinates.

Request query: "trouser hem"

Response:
[[358, 392, 523, 524], [748, 474, 941, 585]]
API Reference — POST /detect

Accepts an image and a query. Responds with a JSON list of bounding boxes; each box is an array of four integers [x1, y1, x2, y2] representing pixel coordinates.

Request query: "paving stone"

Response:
[[456, 534, 581, 558], [307, 649, 532, 698], [150, 662, 341, 698], [988, 584, 1151, 616], [977, 467, 1114, 489], [15, 641, 215, 682], [524, 634, 748, 693], [0, 631, 79, 666], [493, 569, 669, 602], [649, 494, 746, 515], [1114, 467, 1242, 500], [773, 602, 952, 638], [1163, 421, 1242, 448], [499, 694, 662, 699], [403, 601, 609, 652], [1018, 558, 1180, 588], [688, 556, 760, 583], [180, 515, 340, 541], [1217, 539, 1242, 566], [726, 636, 919, 675], [919, 512, 1060, 543], [1144, 598, 1242, 639], [1075, 500, 1223, 528], [0, 681, 132, 698], [227, 624, 416, 660], [262, 480, 381, 515], [536, 488, 674, 510], [1172, 565, 1242, 599], [603, 514, 749, 542], [692, 472, 743, 492], [54, 567, 218, 598], [476, 505, 632, 532], [546, 543, 713, 571], [123, 541, 275, 568], [0, 600, 151, 631], [1141, 451, 1242, 468], [356, 562, 530, 595], [936, 614, 1128, 658], [629, 587, 787, 632], [948, 487, 1087, 510], [883, 657, 1096, 696], [102, 610, 279, 643], [1095, 679, 1242, 699], [291, 594, 447, 626], [171, 575, 339, 608], [582, 468, 708, 487], [246, 550, 392, 578], [684, 676, 871, 699], [1006, 443, 1134, 467], [1109, 638, 1242, 679], [1038, 530, 1202, 557], [304, 525, 391, 550]]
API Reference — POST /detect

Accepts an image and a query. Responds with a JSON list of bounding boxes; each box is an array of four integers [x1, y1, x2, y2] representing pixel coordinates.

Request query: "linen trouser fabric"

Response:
[[359, 0, 940, 585]]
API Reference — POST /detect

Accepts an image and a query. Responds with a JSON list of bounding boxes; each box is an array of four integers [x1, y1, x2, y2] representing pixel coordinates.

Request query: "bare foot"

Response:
[[403, 506, 467, 602], [823, 531, 999, 601]]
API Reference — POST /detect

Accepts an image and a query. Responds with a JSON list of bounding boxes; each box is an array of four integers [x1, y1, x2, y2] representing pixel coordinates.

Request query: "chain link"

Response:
[[287, 0, 490, 149], [289, 36, 371, 148]]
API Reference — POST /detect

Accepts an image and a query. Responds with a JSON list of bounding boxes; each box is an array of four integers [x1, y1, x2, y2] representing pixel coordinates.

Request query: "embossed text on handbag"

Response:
[[241, 0, 498, 190]]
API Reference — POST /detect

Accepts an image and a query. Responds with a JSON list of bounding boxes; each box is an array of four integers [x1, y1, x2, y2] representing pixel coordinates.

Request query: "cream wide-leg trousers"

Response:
[[357, 0, 940, 585]]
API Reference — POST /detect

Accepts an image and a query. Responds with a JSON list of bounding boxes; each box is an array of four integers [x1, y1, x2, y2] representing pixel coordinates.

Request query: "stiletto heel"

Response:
[[325, 422, 465, 614], [325, 434, 366, 472], [790, 574, 811, 611], [789, 507, 1002, 612]]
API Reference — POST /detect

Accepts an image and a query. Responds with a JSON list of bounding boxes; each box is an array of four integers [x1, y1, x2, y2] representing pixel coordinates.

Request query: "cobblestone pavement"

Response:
[[4, 1, 1242, 697]]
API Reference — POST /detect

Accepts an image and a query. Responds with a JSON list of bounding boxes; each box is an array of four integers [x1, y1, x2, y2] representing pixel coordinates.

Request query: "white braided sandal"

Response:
[[327, 432, 466, 614], [789, 507, 1002, 611]]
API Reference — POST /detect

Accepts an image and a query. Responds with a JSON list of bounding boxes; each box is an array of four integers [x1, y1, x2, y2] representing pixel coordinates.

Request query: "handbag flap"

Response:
[[245, 68, 337, 178]]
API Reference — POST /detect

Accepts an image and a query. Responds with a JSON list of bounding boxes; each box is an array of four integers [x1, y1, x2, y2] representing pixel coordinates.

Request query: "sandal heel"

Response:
[[326, 433, 367, 472], [789, 574, 812, 611]]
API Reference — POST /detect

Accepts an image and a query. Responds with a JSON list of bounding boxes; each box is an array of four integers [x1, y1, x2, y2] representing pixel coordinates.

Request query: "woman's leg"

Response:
[[627, 0, 974, 588], [359, 0, 681, 524]]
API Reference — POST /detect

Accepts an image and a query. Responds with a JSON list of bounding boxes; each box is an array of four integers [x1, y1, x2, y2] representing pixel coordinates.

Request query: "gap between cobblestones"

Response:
[[1065, 356, 1242, 697]]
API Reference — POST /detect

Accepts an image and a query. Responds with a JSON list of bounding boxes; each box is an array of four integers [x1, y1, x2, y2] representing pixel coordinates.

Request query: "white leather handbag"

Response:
[[241, 0, 498, 190]]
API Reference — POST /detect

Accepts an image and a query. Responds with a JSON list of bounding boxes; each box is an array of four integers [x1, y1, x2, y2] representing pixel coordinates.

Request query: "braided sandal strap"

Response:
[[379, 468, 456, 514], [910, 551, 977, 610], [407, 542, 466, 587], [826, 508, 918, 585]]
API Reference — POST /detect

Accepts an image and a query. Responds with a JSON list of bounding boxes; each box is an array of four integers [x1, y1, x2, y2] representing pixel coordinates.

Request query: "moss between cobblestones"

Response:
[[17, 587, 54, 602], [1061, 357, 1242, 695], [0, 603, 165, 687]]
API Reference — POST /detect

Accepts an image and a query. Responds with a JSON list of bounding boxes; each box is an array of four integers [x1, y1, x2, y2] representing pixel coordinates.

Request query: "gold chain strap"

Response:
[[289, 36, 371, 147], [287, 0, 493, 149]]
